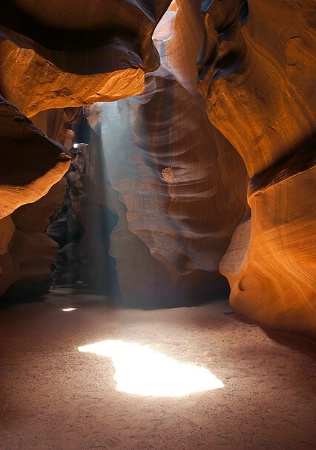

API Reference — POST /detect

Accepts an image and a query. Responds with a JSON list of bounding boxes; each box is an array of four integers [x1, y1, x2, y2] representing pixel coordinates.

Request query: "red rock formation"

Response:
[[0, 104, 72, 298], [199, 0, 316, 337], [0, 0, 315, 338], [0, 0, 172, 116], [79, 0, 248, 306], [0, 180, 67, 298], [0, 0, 172, 298], [0, 97, 71, 219]]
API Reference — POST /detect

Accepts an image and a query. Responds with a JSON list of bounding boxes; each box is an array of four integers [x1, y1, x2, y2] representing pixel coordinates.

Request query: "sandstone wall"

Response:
[[0, 105, 72, 299], [0, 0, 172, 299], [198, 0, 316, 337], [0, 0, 315, 338], [76, 0, 248, 306]]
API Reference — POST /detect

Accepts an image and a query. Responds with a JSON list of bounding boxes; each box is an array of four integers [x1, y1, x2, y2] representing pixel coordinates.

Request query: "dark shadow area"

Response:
[[0, 278, 51, 307], [263, 329, 316, 361], [249, 135, 316, 194]]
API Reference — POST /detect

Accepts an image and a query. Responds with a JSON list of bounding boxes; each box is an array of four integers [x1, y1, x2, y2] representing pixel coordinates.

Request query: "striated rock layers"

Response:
[[0, 106, 72, 299], [73, 0, 248, 306], [0, 179, 67, 299], [0, 0, 172, 298], [0, 0, 315, 338], [22, 0, 247, 307], [0, 98, 71, 219], [0, 0, 172, 116], [198, 0, 316, 337], [80, 91, 247, 306]]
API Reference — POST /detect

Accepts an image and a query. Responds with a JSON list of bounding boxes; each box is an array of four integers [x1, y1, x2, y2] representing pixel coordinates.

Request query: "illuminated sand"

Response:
[[1, 292, 315, 450]]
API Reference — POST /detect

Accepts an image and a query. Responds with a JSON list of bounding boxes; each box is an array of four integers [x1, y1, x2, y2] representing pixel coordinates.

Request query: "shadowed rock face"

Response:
[[73, 0, 248, 306], [0, 0, 172, 116], [81, 84, 247, 306], [0, 180, 67, 299], [198, 0, 316, 337], [0, 105, 73, 299], [2, 0, 170, 65], [0, 0, 172, 298], [0, 0, 315, 337], [0, 97, 71, 219]]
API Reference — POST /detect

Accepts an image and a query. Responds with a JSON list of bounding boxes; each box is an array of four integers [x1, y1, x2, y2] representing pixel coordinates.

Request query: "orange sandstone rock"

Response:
[[0, 96, 70, 219], [199, 0, 316, 337], [0, 0, 172, 117]]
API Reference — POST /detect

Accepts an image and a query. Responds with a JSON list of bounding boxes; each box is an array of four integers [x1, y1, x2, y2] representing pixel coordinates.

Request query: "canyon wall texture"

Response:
[[65, 0, 248, 306], [0, 0, 172, 298], [0, 0, 315, 337], [80, 88, 247, 306], [0, 100, 72, 298], [198, 0, 316, 337], [0, 0, 171, 116]]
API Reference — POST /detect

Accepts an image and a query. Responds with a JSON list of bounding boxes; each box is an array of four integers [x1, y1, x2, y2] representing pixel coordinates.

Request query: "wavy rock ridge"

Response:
[[198, 0, 316, 337], [0, 0, 315, 338]]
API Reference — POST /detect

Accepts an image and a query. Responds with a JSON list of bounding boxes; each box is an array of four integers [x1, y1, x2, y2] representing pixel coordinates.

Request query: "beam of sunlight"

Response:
[[62, 308, 77, 312], [78, 340, 224, 397]]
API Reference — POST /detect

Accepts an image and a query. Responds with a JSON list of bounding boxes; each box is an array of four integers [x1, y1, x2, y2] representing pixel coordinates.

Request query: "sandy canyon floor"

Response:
[[1, 290, 316, 450]]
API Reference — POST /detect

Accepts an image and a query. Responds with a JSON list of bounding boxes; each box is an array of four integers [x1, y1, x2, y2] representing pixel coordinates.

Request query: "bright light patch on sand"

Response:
[[62, 308, 77, 312], [78, 340, 224, 397]]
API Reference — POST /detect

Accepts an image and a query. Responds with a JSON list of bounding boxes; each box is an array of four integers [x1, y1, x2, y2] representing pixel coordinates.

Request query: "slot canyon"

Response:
[[0, 1, 315, 449]]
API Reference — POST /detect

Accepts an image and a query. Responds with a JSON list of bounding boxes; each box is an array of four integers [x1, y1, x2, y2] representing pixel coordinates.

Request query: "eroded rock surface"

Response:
[[0, 0, 315, 338], [0, 0, 172, 116], [0, 0, 172, 299], [199, 0, 316, 337], [0, 104, 71, 299], [0, 97, 70, 219], [77, 0, 248, 306], [0, 179, 67, 299]]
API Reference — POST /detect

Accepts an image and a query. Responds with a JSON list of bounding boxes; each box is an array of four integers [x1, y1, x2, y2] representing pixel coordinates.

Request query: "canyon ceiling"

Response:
[[0, 0, 315, 339]]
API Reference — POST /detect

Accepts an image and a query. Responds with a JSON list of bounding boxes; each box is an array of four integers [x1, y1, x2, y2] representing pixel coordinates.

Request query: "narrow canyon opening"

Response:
[[1, 0, 316, 449]]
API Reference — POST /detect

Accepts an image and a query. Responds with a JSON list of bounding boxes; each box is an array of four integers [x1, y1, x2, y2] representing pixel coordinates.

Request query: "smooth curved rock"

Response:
[[3, 0, 170, 71], [0, 0, 315, 338], [199, 0, 316, 177], [199, 0, 316, 337], [221, 164, 316, 338], [79, 0, 248, 305], [0, 0, 172, 117], [0, 104, 71, 299], [0, 96, 70, 219], [0, 229, 58, 299], [0, 179, 67, 299], [0, 216, 15, 255], [11, 180, 67, 234]]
